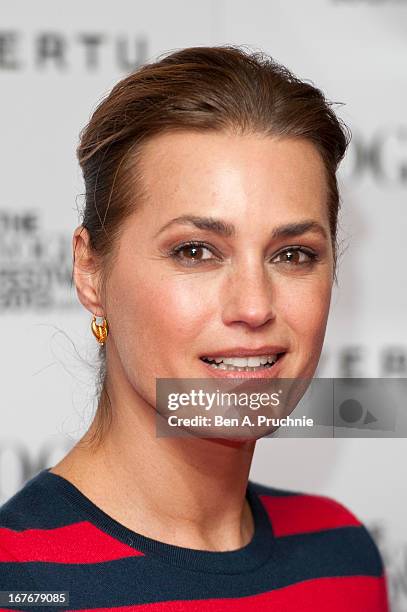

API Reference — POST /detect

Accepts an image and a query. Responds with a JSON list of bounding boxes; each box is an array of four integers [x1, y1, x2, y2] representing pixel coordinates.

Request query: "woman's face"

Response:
[[89, 131, 334, 406]]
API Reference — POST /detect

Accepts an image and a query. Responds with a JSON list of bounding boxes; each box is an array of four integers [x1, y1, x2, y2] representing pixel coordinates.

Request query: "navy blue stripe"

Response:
[[0, 525, 383, 611], [0, 476, 79, 531], [249, 481, 300, 497]]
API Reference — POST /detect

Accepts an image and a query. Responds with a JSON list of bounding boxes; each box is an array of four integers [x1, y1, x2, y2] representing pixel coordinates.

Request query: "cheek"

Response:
[[128, 274, 215, 349], [278, 275, 332, 346]]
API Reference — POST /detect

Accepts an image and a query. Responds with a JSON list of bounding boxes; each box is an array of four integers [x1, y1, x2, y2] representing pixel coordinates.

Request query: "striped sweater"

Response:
[[0, 468, 389, 611]]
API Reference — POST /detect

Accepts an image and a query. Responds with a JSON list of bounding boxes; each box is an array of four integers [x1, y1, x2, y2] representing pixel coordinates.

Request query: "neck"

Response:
[[50, 359, 257, 552]]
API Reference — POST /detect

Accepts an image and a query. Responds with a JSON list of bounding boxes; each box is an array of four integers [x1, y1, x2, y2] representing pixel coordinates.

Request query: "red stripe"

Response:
[[65, 575, 389, 611], [258, 494, 361, 536], [0, 521, 144, 563]]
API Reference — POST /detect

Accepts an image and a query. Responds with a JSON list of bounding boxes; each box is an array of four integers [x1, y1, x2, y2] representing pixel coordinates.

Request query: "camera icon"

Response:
[[333, 379, 397, 434], [338, 398, 377, 426]]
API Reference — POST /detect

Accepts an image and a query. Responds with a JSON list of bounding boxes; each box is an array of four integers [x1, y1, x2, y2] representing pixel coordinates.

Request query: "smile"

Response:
[[201, 354, 280, 372]]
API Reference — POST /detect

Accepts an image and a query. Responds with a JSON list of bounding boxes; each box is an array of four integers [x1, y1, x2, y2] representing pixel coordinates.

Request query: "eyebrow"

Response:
[[155, 215, 328, 241]]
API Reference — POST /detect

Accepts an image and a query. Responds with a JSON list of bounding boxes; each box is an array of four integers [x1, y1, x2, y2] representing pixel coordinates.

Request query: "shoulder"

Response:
[[0, 470, 87, 592], [0, 470, 78, 563], [249, 480, 362, 533], [249, 479, 385, 571], [249, 480, 389, 610], [0, 471, 54, 589], [0, 469, 72, 531]]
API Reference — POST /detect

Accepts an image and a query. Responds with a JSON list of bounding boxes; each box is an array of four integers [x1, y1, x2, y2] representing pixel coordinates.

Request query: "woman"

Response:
[[0, 45, 389, 610]]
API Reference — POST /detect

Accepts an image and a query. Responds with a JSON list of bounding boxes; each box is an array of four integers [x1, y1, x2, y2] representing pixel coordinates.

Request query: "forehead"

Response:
[[136, 130, 329, 224]]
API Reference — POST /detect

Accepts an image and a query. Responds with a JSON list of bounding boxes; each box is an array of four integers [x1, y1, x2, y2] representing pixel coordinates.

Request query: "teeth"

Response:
[[205, 355, 277, 367], [227, 357, 247, 367], [203, 354, 280, 371]]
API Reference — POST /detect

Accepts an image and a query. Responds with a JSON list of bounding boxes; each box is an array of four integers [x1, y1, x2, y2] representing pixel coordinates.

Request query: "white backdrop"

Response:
[[1, 1, 406, 609]]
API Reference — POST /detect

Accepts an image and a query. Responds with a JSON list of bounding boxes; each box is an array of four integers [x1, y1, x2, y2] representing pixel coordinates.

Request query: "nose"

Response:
[[221, 263, 276, 329]]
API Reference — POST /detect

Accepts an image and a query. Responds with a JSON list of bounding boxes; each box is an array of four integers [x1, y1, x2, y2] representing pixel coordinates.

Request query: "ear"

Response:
[[72, 225, 104, 316]]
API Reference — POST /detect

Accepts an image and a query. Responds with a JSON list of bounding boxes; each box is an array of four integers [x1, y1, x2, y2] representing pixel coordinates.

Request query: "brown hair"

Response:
[[75, 44, 350, 449]]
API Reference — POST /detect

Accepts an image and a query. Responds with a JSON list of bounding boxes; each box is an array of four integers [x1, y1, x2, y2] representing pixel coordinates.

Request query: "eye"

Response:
[[271, 247, 318, 266], [170, 241, 218, 265]]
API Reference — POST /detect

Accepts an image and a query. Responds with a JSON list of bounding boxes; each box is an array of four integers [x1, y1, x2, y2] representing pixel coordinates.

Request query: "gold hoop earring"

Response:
[[91, 314, 109, 345]]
